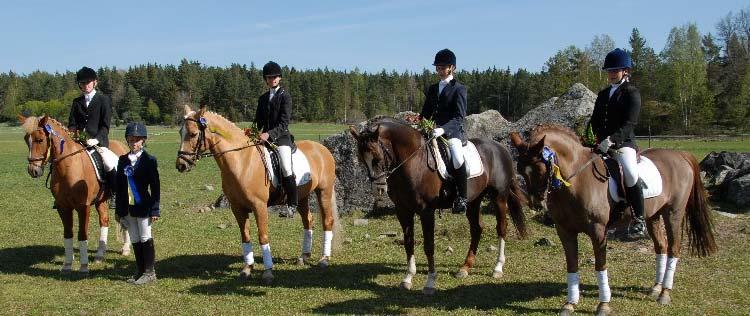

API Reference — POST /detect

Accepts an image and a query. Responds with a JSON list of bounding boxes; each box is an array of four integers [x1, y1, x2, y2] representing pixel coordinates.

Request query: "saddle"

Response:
[[602, 154, 663, 203], [260, 145, 312, 188], [85, 148, 107, 183], [429, 138, 484, 180]]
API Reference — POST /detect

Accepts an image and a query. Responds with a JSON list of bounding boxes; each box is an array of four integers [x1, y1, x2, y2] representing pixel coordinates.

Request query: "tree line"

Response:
[[1, 7, 748, 135]]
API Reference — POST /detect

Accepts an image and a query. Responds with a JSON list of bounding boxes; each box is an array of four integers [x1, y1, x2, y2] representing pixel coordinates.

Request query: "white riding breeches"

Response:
[[448, 138, 465, 169], [125, 216, 153, 243], [96, 146, 119, 172], [278, 145, 293, 177], [612, 146, 638, 187]]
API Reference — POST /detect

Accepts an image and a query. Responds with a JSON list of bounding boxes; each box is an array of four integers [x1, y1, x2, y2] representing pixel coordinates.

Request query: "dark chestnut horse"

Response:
[[175, 105, 340, 284], [510, 124, 716, 315], [350, 117, 527, 295], [20, 115, 129, 275]]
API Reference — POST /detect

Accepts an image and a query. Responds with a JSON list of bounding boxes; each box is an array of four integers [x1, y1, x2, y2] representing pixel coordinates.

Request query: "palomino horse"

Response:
[[20, 115, 129, 275], [350, 117, 527, 295], [175, 105, 339, 284], [510, 124, 716, 315]]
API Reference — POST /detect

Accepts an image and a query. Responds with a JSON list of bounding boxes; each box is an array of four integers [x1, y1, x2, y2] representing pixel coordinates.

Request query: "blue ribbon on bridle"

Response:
[[124, 165, 142, 204], [541, 146, 571, 190], [44, 123, 65, 154]]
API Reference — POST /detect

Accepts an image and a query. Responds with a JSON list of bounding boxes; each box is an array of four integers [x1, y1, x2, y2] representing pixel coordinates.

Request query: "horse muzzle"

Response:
[[175, 158, 193, 173], [27, 164, 44, 178]]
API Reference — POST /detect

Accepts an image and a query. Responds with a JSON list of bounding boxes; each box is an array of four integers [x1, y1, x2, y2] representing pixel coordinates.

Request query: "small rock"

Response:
[[217, 224, 227, 229], [198, 207, 206, 213], [204, 184, 214, 191], [344, 238, 353, 244], [534, 237, 554, 247], [209, 205, 215, 211], [380, 231, 398, 237], [364, 233, 370, 239], [637, 247, 649, 254], [353, 219, 369, 226], [487, 245, 498, 252], [586, 258, 595, 265], [445, 246, 454, 254]]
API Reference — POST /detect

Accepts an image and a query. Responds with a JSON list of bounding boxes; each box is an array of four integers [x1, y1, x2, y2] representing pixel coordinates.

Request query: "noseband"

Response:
[[177, 117, 211, 166]]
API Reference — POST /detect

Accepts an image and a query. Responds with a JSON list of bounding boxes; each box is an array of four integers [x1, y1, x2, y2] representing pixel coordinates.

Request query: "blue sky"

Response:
[[1, 0, 746, 74]]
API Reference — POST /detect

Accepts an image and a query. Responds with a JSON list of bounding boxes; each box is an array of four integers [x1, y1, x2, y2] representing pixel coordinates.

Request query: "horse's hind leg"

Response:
[[58, 208, 75, 274], [492, 193, 510, 279], [233, 207, 255, 280], [316, 186, 336, 268], [589, 224, 612, 315], [251, 203, 274, 284], [647, 213, 668, 300], [457, 197, 483, 278], [76, 207, 91, 275], [396, 209, 416, 291], [297, 195, 313, 266], [557, 228, 580, 315], [420, 209, 437, 295], [657, 209, 685, 306], [93, 200, 109, 263]]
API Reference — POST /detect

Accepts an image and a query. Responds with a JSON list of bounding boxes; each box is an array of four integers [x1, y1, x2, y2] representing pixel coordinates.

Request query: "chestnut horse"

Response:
[[350, 117, 527, 295], [175, 105, 339, 284], [510, 124, 716, 315], [20, 115, 129, 275]]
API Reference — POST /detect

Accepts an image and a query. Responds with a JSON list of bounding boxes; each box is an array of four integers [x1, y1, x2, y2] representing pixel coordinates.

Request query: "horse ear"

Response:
[[197, 106, 207, 116], [16, 114, 27, 124], [181, 104, 193, 117], [529, 136, 546, 155], [509, 132, 526, 150], [349, 125, 359, 138], [368, 124, 380, 135]]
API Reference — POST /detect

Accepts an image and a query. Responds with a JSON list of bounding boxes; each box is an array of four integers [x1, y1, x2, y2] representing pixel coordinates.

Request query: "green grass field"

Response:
[[0, 124, 748, 315]]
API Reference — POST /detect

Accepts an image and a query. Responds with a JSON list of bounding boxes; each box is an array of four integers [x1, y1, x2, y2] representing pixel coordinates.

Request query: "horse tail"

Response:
[[330, 189, 344, 253], [507, 174, 529, 238], [683, 152, 717, 257]]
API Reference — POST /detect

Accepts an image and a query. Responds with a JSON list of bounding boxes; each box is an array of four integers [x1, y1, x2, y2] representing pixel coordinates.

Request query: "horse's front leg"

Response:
[[76, 206, 91, 275], [457, 198, 482, 279], [590, 224, 612, 316], [421, 209, 437, 295], [58, 208, 75, 274], [93, 200, 109, 263], [492, 194, 510, 279], [297, 195, 313, 266], [647, 214, 668, 300], [252, 202, 274, 285], [232, 207, 254, 280], [557, 227, 580, 316], [396, 209, 416, 290]]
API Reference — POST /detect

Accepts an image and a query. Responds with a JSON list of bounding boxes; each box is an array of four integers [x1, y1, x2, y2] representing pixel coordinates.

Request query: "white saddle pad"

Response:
[[430, 139, 484, 180], [261, 147, 312, 188], [608, 156, 663, 202]]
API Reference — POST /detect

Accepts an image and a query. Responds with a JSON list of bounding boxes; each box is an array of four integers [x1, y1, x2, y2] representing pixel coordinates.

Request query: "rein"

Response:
[[28, 125, 89, 188], [368, 134, 435, 182]]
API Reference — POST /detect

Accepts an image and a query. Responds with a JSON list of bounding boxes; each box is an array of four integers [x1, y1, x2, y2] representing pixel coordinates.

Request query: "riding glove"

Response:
[[432, 128, 445, 138], [86, 139, 99, 147], [597, 137, 614, 153]]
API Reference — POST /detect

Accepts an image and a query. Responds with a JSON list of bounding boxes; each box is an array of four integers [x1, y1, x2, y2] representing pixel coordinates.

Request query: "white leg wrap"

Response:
[[655, 254, 667, 285], [663, 257, 679, 289], [242, 242, 254, 265], [97, 227, 108, 257], [567, 272, 580, 305], [64, 238, 74, 264], [493, 238, 506, 273], [403, 255, 416, 284], [261, 243, 273, 270], [79, 240, 89, 265], [301, 229, 313, 254], [99, 227, 108, 242], [425, 271, 438, 289], [596, 270, 611, 303], [322, 230, 333, 257]]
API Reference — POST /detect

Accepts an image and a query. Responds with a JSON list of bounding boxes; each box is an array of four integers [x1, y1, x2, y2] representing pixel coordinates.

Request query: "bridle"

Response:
[[361, 132, 434, 183], [27, 123, 88, 187], [177, 117, 260, 167]]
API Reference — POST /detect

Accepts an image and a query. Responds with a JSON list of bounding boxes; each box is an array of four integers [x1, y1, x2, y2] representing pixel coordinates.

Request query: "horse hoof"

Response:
[[60, 265, 73, 275], [559, 303, 575, 316], [94, 256, 104, 263], [238, 266, 253, 280], [595, 302, 612, 316], [492, 270, 503, 279], [399, 282, 412, 290], [649, 284, 663, 300], [261, 269, 274, 285], [454, 269, 469, 279], [422, 287, 436, 295], [121, 248, 131, 256], [317, 257, 330, 269], [658, 290, 672, 305]]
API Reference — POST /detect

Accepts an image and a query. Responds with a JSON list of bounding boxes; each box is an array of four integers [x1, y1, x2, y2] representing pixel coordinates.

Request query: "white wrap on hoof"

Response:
[[493, 238, 506, 276], [78, 240, 89, 265], [63, 238, 74, 266], [301, 229, 313, 254], [596, 269, 611, 303], [242, 242, 255, 265], [261, 243, 273, 270], [655, 254, 667, 285], [402, 255, 416, 285], [567, 272, 580, 305], [322, 230, 333, 257], [663, 257, 679, 289]]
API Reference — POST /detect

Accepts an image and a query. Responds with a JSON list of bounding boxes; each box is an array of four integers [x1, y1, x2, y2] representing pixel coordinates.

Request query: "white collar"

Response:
[[128, 150, 143, 160], [85, 90, 97, 100], [439, 75, 454, 85], [270, 86, 280, 94]]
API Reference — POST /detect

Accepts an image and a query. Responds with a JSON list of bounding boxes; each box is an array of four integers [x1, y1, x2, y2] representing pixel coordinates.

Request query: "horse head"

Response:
[[19, 115, 51, 178], [176, 104, 210, 172], [510, 131, 549, 208], [349, 123, 392, 194]]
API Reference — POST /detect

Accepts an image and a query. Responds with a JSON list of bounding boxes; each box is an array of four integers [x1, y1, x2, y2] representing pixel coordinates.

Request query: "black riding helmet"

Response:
[[432, 49, 456, 66], [76, 66, 97, 83], [262, 61, 282, 78], [125, 122, 148, 138]]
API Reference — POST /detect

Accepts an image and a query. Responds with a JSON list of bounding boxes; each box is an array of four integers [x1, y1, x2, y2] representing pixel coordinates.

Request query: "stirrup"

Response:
[[279, 205, 296, 218], [452, 197, 468, 214], [625, 217, 646, 240]]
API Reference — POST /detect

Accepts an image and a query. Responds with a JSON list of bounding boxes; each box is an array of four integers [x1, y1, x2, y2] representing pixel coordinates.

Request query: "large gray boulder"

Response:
[[699, 151, 750, 209]]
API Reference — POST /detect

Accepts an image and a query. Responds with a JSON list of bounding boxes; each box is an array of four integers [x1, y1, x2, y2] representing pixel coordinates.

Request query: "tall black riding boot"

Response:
[[625, 180, 646, 240], [127, 242, 143, 283], [279, 175, 298, 218], [452, 163, 468, 214], [134, 239, 157, 285]]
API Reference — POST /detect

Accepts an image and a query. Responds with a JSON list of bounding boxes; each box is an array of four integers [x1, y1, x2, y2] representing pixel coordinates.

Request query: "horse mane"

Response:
[[21, 116, 40, 134], [201, 111, 245, 140], [529, 123, 582, 144], [361, 116, 413, 136]]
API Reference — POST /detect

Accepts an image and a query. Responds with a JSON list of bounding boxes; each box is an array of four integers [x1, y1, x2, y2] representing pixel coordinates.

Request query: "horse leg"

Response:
[[233, 207, 254, 280], [297, 196, 313, 266], [456, 197, 483, 279], [396, 209, 416, 290], [94, 200, 109, 263], [316, 187, 336, 268], [76, 206, 91, 275], [251, 202, 274, 285], [590, 224, 612, 316], [647, 213, 668, 300], [58, 208, 75, 274], [658, 210, 684, 306], [557, 227, 580, 316], [492, 194, 509, 279], [421, 209, 437, 295]]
